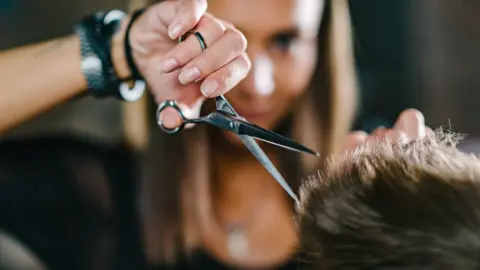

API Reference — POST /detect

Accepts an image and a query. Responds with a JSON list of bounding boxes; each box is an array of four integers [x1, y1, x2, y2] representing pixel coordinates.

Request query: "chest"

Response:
[[203, 157, 299, 267]]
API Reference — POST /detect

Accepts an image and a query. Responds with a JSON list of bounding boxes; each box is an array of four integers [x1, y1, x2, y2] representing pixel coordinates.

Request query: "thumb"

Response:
[[168, 0, 208, 40], [158, 98, 205, 130]]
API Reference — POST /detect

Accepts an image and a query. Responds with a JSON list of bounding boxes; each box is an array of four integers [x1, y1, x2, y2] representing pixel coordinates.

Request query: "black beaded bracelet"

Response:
[[124, 8, 146, 81], [75, 10, 146, 101], [75, 10, 126, 96]]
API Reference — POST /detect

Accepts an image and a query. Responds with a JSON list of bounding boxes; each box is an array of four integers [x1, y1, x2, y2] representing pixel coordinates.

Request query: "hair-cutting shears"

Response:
[[157, 95, 319, 205]]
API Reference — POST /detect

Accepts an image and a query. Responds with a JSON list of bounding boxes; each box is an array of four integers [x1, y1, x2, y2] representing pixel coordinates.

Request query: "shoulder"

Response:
[[0, 136, 140, 269], [0, 137, 137, 213]]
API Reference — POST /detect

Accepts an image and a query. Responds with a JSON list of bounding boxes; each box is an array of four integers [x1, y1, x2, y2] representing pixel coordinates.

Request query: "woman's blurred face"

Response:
[[208, 0, 324, 133]]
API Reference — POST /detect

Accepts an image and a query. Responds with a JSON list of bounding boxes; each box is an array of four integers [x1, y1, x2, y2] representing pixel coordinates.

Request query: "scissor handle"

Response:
[[156, 100, 187, 134]]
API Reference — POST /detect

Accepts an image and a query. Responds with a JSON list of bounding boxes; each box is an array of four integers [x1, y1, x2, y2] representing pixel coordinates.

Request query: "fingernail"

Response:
[[159, 58, 178, 73], [418, 124, 426, 139], [201, 80, 219, 97], [179, 67, 201, 85], [396, 109, 425, 140], [415, 112, 426, 139], [169, 24, 184, 40]]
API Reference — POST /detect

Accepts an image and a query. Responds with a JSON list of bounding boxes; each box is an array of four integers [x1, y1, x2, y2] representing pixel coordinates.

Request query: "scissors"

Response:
[[156, 95, 319, 205], [156, 30, 319, 205]]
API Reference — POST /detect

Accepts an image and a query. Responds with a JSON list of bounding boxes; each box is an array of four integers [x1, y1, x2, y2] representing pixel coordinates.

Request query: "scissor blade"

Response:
[[237, 122, 320, 156], [215, 95, 239, 116], [214, 95, 319, 155], [238, 134, 300, 205]]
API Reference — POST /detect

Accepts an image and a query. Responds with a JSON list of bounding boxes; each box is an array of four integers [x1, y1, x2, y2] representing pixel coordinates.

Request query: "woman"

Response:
[[140, 1, 427, 269], [0, 0, 428, 269]]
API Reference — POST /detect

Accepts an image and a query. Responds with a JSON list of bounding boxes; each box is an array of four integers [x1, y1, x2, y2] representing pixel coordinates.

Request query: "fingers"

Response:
[[158, 97, 204, 129], [342, 128, 409, 155], [158, 107, 183, 129], [371, 126, 388, 138], [160, 20, 248, 95], [374, 108, 430, 145], [342, 109, 433, 154], [385, 130, 409, 144], [160, 26, 250, 97], [153, 52, 250, 128], [148, 69, 203, 103], [393, 108, 426, 140], [342, 131, 368, 152], [182, 28, 248, 93], [199, 53, 251, 97], [159, 14, 226, 74], [168, 0, 208, 39], [153, 74, 204, 130]]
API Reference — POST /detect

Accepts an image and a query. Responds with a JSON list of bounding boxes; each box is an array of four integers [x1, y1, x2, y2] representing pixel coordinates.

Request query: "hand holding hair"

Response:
[[342, 108, 432, 153]]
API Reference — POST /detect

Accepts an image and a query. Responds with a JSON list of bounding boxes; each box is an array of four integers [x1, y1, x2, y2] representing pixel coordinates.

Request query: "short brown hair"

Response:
[[297, 130, 480, 269]]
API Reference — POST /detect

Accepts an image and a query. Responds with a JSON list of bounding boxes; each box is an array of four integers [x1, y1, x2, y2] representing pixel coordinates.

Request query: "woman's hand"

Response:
[[343, 109, 432, 152], [113, 0, 251, 127]]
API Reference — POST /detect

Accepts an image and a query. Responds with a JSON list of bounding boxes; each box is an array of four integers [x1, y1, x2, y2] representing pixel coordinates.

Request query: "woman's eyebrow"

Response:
[[273, 28, 300, 37], [234, 25, 300, 35]]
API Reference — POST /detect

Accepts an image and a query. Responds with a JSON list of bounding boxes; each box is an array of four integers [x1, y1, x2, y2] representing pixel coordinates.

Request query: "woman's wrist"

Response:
[[75, 10, 146, 102], [111, 18, 132, 81]]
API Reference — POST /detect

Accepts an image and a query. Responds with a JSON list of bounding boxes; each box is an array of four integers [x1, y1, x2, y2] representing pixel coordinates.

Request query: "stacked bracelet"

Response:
[[124, 9, 145, 81], [75, 9, 146, 102]]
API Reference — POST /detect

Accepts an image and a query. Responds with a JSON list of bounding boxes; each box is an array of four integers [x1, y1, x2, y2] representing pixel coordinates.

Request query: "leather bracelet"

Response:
[[124, 8, 146, 80]]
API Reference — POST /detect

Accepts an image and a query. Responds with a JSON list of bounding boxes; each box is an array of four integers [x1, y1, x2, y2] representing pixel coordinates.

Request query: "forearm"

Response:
[[0, 17, 132, 135], [0, 35, 87, 134]]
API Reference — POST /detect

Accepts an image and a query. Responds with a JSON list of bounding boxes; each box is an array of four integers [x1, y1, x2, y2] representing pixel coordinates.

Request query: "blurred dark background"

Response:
[[0, 1, 480, 268], [350, 0, 480, 151], [1, 0, 479, 150]]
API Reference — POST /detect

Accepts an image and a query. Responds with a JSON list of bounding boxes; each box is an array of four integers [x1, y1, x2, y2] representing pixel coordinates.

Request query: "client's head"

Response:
[[297, 130, 480, 269]]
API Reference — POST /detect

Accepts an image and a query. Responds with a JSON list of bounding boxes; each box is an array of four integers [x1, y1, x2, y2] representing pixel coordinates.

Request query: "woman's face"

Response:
[[208, 0, 324, 141]]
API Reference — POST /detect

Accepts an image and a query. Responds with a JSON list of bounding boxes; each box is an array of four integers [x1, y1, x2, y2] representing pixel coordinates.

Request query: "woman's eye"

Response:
[[271, 33, 297, 52]]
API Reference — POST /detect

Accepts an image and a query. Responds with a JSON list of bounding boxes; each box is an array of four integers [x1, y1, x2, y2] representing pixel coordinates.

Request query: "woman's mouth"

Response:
[[234, 108, 270, 122]]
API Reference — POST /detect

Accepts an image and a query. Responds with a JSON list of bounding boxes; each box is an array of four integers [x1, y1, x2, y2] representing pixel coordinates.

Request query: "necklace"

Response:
[[217, 208, 259, 261], [225, 225, 250, 260]]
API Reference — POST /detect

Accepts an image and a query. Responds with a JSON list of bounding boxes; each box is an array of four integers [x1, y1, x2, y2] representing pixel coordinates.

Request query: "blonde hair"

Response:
[[122, 0, 359, 265]]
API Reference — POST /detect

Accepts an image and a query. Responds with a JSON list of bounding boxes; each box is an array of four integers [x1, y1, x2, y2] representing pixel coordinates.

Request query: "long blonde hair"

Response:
[[122, 0, 358, 265]]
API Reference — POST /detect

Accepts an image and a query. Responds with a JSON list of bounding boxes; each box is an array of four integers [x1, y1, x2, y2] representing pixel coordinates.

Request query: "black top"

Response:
[[0, 137, 299, 270]]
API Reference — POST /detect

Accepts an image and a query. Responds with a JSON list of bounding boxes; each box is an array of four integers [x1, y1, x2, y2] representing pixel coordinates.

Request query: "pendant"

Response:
[[226, 228, 249, 260]]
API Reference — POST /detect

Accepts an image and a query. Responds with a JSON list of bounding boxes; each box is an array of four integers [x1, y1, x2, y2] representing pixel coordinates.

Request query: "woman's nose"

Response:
[[240, 52, 275, 97]]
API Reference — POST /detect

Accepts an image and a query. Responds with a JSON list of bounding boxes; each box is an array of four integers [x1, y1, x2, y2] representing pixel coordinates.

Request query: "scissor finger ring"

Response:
[[156, 101, 187, 134], [156, 31, 208, 134]]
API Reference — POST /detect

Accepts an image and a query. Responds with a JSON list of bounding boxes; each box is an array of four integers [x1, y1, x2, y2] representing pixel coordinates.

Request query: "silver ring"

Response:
[[178, 31, 208, 52]]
